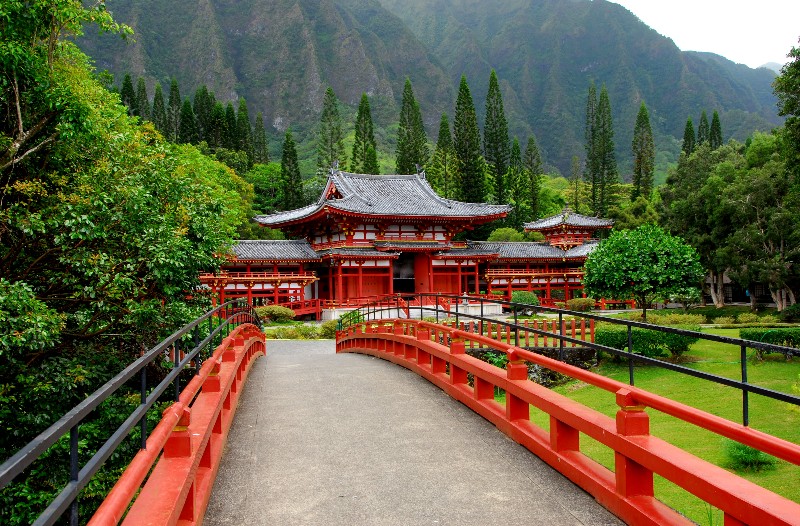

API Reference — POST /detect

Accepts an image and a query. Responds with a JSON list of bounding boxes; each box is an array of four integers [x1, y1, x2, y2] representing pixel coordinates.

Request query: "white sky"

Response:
[[610, 1, 800, 69]]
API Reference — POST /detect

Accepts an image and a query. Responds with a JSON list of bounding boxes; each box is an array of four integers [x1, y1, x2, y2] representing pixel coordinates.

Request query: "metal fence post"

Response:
[[627, 325, 635, 386], [69, 425, 79, 526], [741, 344, 749, 426]]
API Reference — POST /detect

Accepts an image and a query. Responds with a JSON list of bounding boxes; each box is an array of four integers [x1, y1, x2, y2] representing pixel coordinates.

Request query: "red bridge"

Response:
[[2, 301, 800, 525]]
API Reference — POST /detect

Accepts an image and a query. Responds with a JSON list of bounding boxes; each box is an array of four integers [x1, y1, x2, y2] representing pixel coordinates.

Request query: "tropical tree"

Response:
[[317, 86, 346, 172], [484, 70, 510, 203], [395, 78, 428, 174], [120, 73, 136, 114], [583, 225, 703, 320], [453, 75, 485, 203], [710, 110, 723, 150], [178, 98, 197, 144], [193, 85, 214, 143], [697, 110, 710, 145], [223, 101, 237, 150], [506, 137, 528, 228], [151, 82, 167, 134], [351, 93, 378, 174], [631, 101, 655, 200], [523, 135, 543, 219], [682, 117, 696, 155], [584, 81, 598, 208], [774, 37, 800, 177]]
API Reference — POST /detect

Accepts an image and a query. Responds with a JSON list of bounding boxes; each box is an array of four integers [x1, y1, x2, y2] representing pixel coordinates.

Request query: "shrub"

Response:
[[781, 303, 800, 322], [648, 313, 706, 326], [319, 319, 339, 339], [254, 305, 296, 323], [510, 291, 539, 314], [595, 323, 700, 359], [759, 314, 779, 323], [740, 328, 800, 359], [736, 312, 760, 324], [339, 310, 365, 328], [566, 297, 596, 312], [724, 439, 777, 472], [713, 316, 735, 325]]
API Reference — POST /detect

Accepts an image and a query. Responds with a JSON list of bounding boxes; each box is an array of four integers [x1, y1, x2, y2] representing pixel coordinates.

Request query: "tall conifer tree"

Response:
[[252, 112, 269, 164], [317, 86, 346, 171], [428, 112, 456, 198], [151, 82, 167, 134], [697, 110, 710, 145], [506, 137, 525, 228], [223, 102, 237, 150], [631, 101, 655, 200], [178, 99, 197, 144], [584, 82, 599, 210], [193, 86, 214, 143], [209, 102, 225, 149], [570, 155, 582, 211], [236, 98, 253, 161], [709, 111, 723, 150], [682, 117, 696, 155], [593, 85, 618, 216], [483, 70, 510, 203], [120, 73, 135, 115], [453, 75, 484, 203], [135, 77, 150, 121], [351, 93, 378, 174], [166, 77, 181, 142], [524, 135, 543, 219], [395, 78, 428, 174], [281, 129, 303, 210]]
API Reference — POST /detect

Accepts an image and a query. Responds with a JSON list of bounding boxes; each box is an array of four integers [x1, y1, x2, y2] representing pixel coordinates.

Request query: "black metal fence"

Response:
[[340, 292, 800, 427], [0, 300, 261, 526]]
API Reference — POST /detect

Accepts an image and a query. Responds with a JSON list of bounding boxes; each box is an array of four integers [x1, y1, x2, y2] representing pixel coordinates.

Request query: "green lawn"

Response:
[[499, 328, 800, 525]]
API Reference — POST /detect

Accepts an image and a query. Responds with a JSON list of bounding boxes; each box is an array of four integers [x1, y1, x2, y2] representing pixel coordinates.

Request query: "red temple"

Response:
[[199, 169, 614, 318]]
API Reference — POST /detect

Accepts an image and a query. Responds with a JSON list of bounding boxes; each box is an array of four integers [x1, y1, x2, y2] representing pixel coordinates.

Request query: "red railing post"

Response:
[[450, 338, 467, 385], [506, 352, 529, 421], [614, 388, 654, 499]]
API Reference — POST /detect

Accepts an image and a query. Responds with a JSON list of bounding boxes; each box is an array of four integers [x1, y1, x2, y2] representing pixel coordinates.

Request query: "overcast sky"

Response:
[[610, 1, 800, 69]]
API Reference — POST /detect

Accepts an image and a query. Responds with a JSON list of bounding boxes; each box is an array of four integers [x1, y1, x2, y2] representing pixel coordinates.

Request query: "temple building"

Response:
[[199, 169, 613, 317]]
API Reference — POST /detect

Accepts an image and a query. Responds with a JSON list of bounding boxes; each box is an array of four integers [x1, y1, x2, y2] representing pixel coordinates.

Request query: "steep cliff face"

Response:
[[80, 0, 780, 173]]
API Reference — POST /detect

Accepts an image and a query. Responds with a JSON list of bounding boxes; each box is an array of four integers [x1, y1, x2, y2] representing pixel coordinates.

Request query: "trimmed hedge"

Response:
[[740, 328, 800, 358], [566, 297, 596, 312], [254, 305, 296, 323], [595, 323, 701, 359]]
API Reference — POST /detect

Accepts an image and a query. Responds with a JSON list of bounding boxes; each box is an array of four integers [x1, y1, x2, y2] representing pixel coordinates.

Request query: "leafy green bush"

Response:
[[781, 303, 800, 322], [740, 328, 800, 350], [595, 323, 700, 359], [319, 320, 339, 339], [566, 297, 596, 312], [736, 312, 760, 324], [713, 316, 735, 325], [339, 310, 365, 328], [724, 439, 777, 472], [510, 291, 539, 313], [254, 305, 296, 323], [759, 314, 779, 324], [648, 312, 706, 326]]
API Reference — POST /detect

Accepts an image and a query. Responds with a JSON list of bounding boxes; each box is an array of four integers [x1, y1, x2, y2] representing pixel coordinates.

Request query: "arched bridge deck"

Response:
[[203, 340, 622, 525]]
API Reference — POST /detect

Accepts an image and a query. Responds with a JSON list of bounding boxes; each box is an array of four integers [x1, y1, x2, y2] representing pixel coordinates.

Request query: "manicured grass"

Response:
[[497, 327, 800, 525]]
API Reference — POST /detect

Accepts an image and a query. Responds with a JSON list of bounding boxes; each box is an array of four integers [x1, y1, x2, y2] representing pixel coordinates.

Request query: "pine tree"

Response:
[[453, 75, 484, 203], [395, 78, 428, 174], [364, 145, 379, 175], [316, 86, 346, 171], [223, 102, 237, 150], [237, 98, 253, 162], [483, 70, 510, 203], [120, 73, 136, 115], [709, 110, 723, 150], [252, 112, 269, 164], [135, 77, 150, 121], [506, 137, 526, 228], [209, 102, 225, 149], [593, 85, 618, 216], [351, 93, 377, 173], [570, 155, 582, 211], [524, 135, 543, 219], [151, 82, 167, 135], [631, 101, 655, 200], [697, 110, 710, 145], [178, 98, 197, 144], [584, 82, 599, 211], [193, 86, 214, 143], [682, 117, 696, 155], [427, 112, 456, 198], [166, 77, 181, 142], [281, 129, 303, 210]]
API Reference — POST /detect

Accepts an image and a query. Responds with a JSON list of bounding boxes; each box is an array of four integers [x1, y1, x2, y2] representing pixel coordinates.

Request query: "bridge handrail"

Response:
[[337, 319, 800, 525], [344, 292, 800, 426], [0, 299, 261, 526]]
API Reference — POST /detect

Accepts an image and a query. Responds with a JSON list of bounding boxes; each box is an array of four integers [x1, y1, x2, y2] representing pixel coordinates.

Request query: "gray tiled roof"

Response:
[[232, 240, 321, 261], [317, 247, 399, 258], [469, 242, 566, 260], [564, 241, 600, 258], [374, 241, 447, 250], [255, 170, 510, 226], [524, 208, 613, 230]]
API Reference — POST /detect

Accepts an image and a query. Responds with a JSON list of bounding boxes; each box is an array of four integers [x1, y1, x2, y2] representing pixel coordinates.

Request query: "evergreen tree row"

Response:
[[682, 109, 724, 155], [119, 74, 270, 170]]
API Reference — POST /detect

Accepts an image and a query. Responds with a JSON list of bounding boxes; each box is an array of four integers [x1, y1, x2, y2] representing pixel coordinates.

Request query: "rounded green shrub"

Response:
[[724, 439, 777, 472], [254, 305, 296, 323], [566, 297, 596, 312], [319, 319, 339, 339]]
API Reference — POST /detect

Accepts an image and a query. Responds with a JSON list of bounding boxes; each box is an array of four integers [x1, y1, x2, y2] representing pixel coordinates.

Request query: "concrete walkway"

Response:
[[204, 340, 622, 526]]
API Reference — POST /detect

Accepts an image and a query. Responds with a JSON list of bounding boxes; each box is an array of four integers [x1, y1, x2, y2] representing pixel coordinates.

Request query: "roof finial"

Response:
[[415, 163, 426, 179]]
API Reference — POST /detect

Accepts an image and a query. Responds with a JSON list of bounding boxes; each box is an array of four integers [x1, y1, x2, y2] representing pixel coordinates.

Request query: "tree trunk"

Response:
[[770, 288, 787, 311], [708, 271, 726, 308]]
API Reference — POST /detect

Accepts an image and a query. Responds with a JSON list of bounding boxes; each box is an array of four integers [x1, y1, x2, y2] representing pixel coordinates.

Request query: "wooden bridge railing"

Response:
[[337, 318, 800, 526]]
